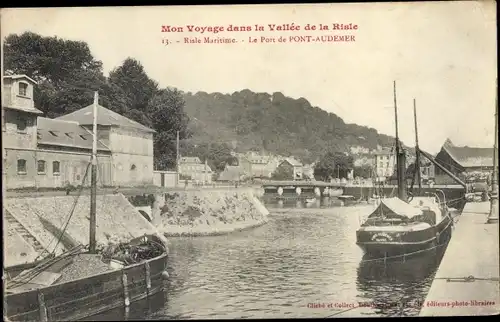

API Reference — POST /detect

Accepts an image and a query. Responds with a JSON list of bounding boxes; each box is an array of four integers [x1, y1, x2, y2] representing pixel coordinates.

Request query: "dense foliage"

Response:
[[353, 165, 374, 179], [4, 32, 190, 170], [314, 152, 354, 181], [183, 91, 398, 165]]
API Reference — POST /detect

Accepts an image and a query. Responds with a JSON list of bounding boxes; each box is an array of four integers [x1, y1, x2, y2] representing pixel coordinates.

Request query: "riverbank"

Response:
[[419, 201, 499, 316], [152, 188, 270, 237], [3, 194, 163, 267]]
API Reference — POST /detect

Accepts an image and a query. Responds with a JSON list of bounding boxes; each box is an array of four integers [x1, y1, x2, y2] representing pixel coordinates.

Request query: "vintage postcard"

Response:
[[1, 1, 498, 320]]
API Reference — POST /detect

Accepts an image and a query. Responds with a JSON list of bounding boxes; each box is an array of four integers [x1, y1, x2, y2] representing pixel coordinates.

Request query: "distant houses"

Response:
[[275, 158, 304, 180], [373, 147, 396, 180], [238, 153, 273, 178], [178, 157, 213, 183], [230, 151, 281, 179]]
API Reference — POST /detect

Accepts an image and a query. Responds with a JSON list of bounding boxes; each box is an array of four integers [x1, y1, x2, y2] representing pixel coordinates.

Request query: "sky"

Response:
[[2, 2, 497, 154]]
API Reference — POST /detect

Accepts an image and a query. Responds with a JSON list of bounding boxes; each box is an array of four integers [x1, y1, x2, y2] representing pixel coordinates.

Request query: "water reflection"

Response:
[[265, 197, 349, 209], [356, 244, 447, 317]]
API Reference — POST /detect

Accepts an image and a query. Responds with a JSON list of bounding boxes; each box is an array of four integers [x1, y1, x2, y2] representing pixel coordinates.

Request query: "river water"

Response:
[[93, 200, 447, 320]]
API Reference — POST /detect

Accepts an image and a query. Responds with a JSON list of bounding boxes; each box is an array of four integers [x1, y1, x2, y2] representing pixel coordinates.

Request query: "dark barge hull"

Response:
[[5, 238, 168, 321], [356, 215, 453, 258]]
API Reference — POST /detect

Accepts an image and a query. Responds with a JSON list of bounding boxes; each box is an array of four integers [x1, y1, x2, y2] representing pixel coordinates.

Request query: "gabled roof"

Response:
[[56, 104, 155, 133], [441, 138, 494, 168], [281, 158, 303, 167], [37, 117, 110, 151], [3, 74, 38, 84]]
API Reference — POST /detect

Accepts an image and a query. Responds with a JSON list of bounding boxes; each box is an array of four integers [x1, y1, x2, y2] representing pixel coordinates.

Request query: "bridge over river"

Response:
[[261, 180, 467, 209]]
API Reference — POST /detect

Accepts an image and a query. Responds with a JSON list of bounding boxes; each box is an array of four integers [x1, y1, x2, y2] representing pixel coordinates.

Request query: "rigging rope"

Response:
[[50, 161, 91, 254], [435, 275, 500, 282], [35, 161, 91, 260]]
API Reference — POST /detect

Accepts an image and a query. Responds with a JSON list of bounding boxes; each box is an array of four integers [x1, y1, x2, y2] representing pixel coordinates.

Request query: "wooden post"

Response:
[[487, 78, 498, 223], [413, 99, 422, 193], [393, 81, 407, 201], [89, 91, 98, 254], [38, 291, 48, 322], [176, 131, 180, 187], [122, 272, 130, 307], [145, 261, 152, 295]]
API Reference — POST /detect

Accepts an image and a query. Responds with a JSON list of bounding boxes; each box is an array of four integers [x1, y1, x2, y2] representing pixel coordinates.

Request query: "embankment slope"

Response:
[[153, 188, 270, 237], [4, 194, 163, 257]]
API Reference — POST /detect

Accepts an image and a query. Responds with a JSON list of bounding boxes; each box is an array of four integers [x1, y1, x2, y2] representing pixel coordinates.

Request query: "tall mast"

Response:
[[487, 78, 498, 223], [176, 130, 180, 187], [413, 98, 422, 194], [393, 81, 400, 153], [393, 81, 406, 201], [89, 92, 98, 253]]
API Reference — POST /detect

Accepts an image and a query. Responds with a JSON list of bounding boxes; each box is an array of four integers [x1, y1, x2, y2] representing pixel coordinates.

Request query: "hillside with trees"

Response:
[[4, 31, 402, 173], [182, 91, 398, 165]]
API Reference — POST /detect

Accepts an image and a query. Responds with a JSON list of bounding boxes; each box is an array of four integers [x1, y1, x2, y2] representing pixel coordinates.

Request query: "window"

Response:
[[18, 83, 28, 96], [17, 159, 27, 174], [49, 131, 58, 137], [17, 117, 27, 132], [379, 162, 383, 168], [79, 135, 87, 140], [53, 161, 60, 175], [37, 160, 46, 174], [131, 164, 137, 170], [65, 133, 73, 139]]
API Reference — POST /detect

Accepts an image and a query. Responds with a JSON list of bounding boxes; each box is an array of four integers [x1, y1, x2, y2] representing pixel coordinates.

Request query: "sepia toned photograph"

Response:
[[1, 1, 498, 320]]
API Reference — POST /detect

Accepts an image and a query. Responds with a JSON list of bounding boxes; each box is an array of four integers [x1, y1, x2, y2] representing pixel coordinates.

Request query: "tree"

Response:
[[4, 32, 193, 173], [353, 165, 373, 179], [314, 152, 354, 181], [3, 32, 107, 117], [108, 58, 158, 112], [314, 152, 337, 181], [4, 32, 103, 85], [271, 165, 294, 181], [147, 88, 191, 170], [206, 143, 238, 172]]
